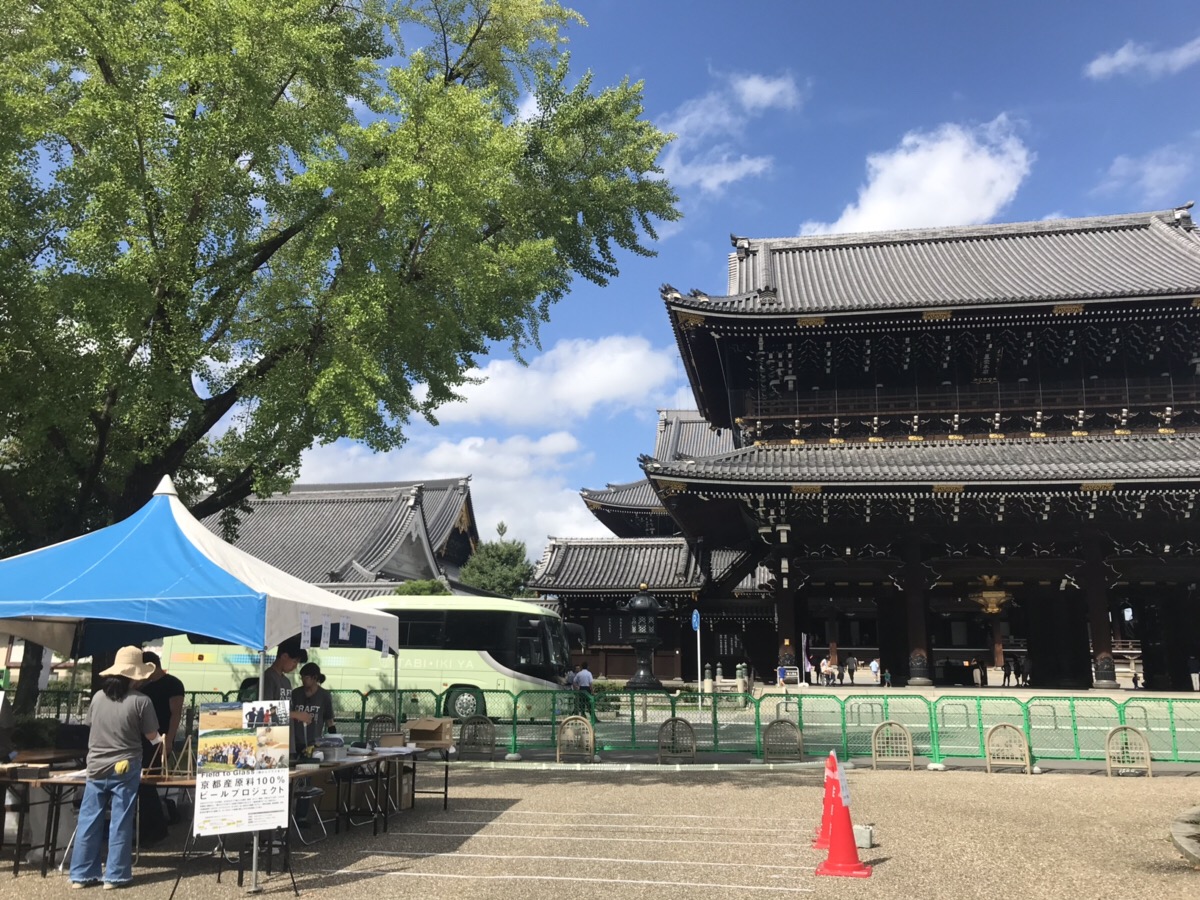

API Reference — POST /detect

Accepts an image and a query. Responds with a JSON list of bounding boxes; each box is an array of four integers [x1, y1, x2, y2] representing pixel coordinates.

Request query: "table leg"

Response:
[[12, 784, 28, 876], [442, 751, 448, 810], [39, 784, 63, 878]]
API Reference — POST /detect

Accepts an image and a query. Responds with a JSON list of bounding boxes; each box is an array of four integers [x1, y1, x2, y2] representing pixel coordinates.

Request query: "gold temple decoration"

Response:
[[655, 479, 687, 496], [969, 575, 1012, 615]]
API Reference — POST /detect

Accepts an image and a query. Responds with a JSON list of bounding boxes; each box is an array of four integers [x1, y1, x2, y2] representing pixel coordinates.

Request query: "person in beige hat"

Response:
[[69, 647, 161, 890]]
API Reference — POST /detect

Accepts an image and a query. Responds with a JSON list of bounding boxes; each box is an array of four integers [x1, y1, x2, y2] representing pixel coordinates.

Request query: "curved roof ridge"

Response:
[[743, 208, 1185, 250]]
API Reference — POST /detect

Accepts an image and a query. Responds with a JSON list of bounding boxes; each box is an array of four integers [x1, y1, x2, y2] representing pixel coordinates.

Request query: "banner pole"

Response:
[[249, 649, 266, 893]]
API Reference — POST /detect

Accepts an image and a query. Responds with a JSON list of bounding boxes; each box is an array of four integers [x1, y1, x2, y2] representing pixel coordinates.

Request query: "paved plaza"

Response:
[[7, 761, 1197, 900]]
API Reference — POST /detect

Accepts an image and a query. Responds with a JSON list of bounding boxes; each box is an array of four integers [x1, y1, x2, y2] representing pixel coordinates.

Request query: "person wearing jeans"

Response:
[[70, 646, 161, 890]]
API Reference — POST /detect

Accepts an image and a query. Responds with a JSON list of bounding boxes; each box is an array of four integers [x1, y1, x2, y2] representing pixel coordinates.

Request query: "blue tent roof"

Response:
[[0, 478, 399, 655]]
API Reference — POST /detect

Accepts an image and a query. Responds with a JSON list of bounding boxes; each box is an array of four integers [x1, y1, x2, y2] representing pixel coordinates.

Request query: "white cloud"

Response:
[[429, 335, 680, 427], [659, 70, 805, 196], [799, 115, 1033, 235], [730, 73, 804, 112], [300, 431, 611, 560], [515, 92, 540, 122], [1085, 35, 1200, 80], [1093, 144, 1194, 205]]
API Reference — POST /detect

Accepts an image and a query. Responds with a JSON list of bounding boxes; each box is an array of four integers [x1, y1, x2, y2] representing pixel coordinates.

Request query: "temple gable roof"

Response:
[[667, 207, 1200, 317], [529, 536, 769, 596], [204, 478, 478, 583]]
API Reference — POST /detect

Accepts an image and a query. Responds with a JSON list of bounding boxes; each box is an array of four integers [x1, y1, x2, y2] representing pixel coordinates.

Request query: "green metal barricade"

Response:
[[473, 690, 519, 753], [511, 690, 561, 749], [1164, 699, 1200, 762], [710, 693, 758, 752], [795, 693, 845, 757], [1026, 697, 1082, 760]]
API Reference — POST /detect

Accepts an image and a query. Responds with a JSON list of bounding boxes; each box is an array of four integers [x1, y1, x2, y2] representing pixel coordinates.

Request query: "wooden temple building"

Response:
[[205, 479, 485, 598], [532, 206, 1200, 690]]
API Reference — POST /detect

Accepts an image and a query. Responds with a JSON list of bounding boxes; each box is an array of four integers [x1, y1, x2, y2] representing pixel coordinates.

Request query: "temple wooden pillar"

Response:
[[1084, 540, 1118, 689], [776, 585, 798, 672], [876, 592, 906, 686], [1142, 587, 1196, 691], [904, 539, 932, 686], [991, 618, 1005, 669]]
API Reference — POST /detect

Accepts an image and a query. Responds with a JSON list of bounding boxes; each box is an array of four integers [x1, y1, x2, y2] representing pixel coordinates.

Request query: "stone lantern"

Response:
[[619, 583, 671, 691]]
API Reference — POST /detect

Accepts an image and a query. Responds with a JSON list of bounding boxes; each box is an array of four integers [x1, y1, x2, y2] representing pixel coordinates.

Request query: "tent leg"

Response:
[[393, 652, 399, 725], [249, 650, 266, 893]]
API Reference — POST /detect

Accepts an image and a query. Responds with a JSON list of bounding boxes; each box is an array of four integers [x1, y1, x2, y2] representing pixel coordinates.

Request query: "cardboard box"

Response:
[[377, 732, 409, 748], [405, 718, 454, 749]]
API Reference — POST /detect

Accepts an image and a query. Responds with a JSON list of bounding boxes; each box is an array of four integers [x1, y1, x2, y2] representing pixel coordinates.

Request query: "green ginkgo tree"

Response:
[[0, 0, 678, 708]]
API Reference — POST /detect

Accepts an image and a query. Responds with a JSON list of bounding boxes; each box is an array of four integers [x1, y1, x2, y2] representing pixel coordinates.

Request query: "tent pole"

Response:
[[250, 649, 265, 893], [393, 651, 399, 725]]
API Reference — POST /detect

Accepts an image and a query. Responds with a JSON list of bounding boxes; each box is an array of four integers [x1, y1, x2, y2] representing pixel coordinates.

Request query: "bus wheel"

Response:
[[445, 688, 485, 720]]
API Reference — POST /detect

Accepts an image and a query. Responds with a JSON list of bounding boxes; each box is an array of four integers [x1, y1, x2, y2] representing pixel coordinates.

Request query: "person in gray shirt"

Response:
[[260, 637, 313, 735], [70, 646, 161, 890]]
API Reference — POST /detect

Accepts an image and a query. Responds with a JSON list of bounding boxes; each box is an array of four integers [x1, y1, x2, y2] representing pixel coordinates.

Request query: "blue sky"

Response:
[[300, 1, 1200, 560]]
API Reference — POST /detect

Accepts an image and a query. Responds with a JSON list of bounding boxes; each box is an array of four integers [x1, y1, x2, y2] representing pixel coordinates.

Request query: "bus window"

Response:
[[443, 610, 512, 655], [516, 618, 545, 667], [396, 611, 445, 648]]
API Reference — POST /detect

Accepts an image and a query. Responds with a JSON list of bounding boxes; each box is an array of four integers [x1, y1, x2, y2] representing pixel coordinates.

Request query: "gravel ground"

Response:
[[5, 765, 1197, 900]]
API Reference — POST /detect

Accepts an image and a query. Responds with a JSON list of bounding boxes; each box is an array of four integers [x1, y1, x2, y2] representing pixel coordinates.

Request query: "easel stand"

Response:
[[167, 829, 298, 900]]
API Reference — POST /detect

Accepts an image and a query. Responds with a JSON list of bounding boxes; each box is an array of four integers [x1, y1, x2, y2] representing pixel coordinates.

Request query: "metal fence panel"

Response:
[[710, 693, 758, 752], [628, 692, 680, 750], [1120, 698, 1177, 760], [797, 694, 845, 757], [1067, 697, 1123, 760], [591, 691, 637, 750], [669, 693, 717, 750], [473, 690, 518, 752], [1165, 699, 1200, 763], [1026, 697, 1082, 760], [512, 690, 562, 749]]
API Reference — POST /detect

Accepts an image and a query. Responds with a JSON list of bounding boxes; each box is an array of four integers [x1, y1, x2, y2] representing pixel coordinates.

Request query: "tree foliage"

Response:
[[459, 521, 534, 598], [392, 578, 451, 595], [0, 0, 679, 554]]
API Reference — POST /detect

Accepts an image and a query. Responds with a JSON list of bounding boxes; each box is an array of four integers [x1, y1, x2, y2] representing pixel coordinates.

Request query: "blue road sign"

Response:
[[692, 609, 700, 631]]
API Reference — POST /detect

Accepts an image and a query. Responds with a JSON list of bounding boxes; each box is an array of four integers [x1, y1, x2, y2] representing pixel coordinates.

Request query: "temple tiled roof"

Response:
[[641, 433, 1200, 486], [652, 409, 735, 458], [529, 537, 769, 594], [580, 411, 735, 536], [581, 479, 661, 509], [205, 479, 477, 583], [667, 207, 1200, 316]]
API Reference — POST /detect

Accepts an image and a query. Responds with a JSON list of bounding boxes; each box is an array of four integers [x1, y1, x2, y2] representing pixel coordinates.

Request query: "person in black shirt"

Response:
[[136, 651, 185, 845], [290, 663, 336, 752]]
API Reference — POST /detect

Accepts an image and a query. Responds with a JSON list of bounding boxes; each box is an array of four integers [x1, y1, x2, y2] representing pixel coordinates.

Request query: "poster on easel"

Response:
[[193, 700, 291, 836]]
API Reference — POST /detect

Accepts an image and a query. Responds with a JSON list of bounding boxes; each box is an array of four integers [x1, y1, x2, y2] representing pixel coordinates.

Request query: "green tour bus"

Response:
[[160, 594, 575, 718]]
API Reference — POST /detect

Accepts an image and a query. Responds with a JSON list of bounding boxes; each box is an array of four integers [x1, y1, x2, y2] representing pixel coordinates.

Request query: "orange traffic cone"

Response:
[[815, 766, 871, 878], [812, 750, 837, 849]]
